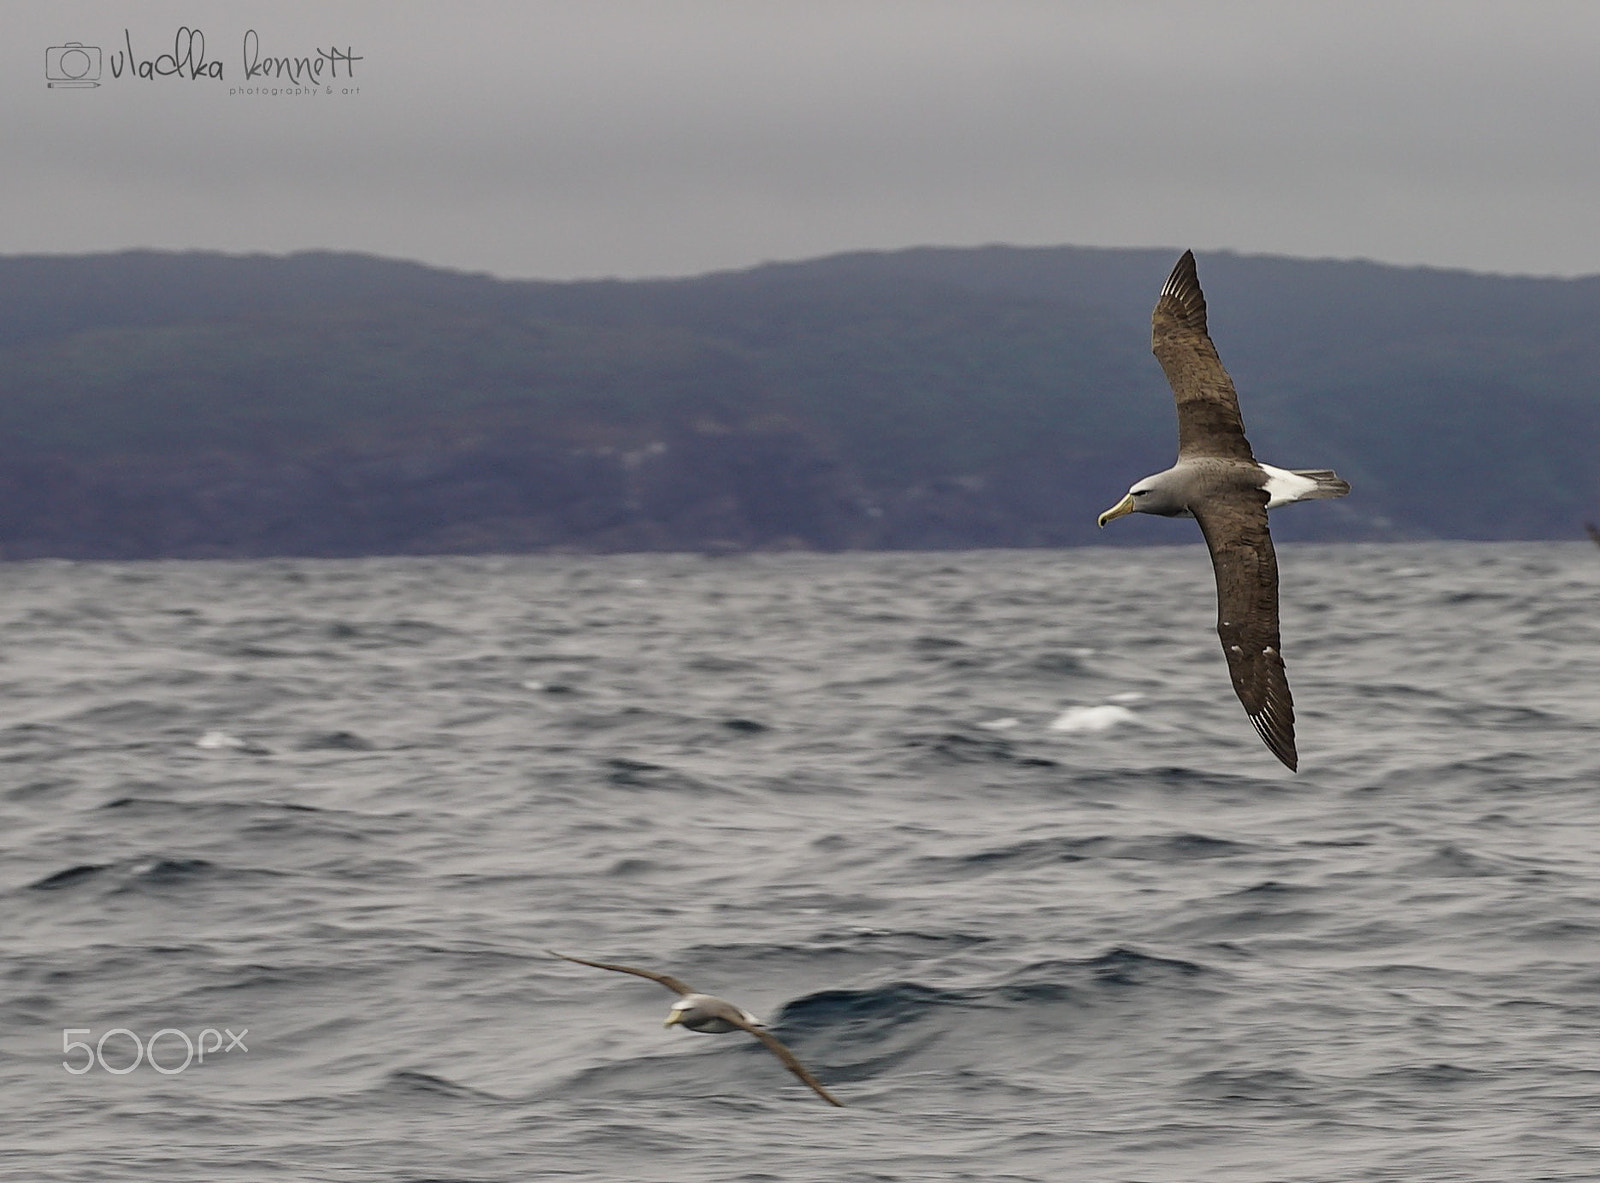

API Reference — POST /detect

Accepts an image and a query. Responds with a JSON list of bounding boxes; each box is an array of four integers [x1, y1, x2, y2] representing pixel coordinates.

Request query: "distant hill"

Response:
[[0, 245, 1596, 559]]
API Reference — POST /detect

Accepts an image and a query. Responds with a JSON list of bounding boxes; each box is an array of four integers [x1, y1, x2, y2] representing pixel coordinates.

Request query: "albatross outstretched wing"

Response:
[[1152, 250, 1256, 464], [1192, 489, 1298, 771], [723, 1012, 845, 1107], [546, 950, 696, 997]]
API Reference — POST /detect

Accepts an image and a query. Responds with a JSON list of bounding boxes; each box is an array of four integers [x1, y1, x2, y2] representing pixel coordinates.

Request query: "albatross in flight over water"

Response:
[[1098, 251, 1350, 770], [547, 950, 844, 1106]]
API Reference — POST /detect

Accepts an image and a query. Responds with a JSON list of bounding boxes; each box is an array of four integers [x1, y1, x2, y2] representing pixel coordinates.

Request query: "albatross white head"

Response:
[[1098, 469, 1192, 525]]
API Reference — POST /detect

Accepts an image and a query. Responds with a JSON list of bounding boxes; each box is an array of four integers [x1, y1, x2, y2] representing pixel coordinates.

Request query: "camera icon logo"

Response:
[[46, 42, 101, 88]]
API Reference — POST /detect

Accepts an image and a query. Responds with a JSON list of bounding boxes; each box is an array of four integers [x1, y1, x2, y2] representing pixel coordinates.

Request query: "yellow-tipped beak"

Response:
[[1098, 494, 1136, 528], [663, 1013, 682, 1028]]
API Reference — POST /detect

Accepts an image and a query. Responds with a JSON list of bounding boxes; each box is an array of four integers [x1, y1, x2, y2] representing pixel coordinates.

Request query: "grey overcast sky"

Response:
[[5, 1, 1600, 280]]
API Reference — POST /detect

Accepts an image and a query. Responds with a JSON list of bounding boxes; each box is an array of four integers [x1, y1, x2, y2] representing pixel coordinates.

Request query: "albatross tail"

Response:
[[1260, 465, 1351, 509]]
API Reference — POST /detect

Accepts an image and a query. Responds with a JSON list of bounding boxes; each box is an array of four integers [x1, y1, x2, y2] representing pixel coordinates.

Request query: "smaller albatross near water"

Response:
[[547, 950, 844, 1106], [1098, 251, 1350, 770]]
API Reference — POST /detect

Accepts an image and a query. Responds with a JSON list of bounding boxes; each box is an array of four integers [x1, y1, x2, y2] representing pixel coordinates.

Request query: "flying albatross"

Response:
[[1098, 250, 1350, 770], [547, 950, 844, 1106]]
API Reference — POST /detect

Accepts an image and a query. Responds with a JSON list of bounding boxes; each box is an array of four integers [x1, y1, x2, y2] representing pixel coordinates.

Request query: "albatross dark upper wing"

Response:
[[724, 1013, 845, 1107], [546, 950, 696, 997], [1153, 251, 1256, 463], [1191, 488, 1298, 771]]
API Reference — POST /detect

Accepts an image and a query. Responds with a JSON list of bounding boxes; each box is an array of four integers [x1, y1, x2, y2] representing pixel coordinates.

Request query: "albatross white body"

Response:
[[1131, 463, 1350, 519], [666, 993, 763, 1033]]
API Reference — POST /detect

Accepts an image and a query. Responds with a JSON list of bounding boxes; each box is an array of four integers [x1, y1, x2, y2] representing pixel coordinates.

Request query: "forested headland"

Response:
[[0, 245, 1595, 559]]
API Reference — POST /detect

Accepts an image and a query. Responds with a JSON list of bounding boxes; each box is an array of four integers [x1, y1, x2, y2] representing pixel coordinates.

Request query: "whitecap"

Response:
[[195, 730, 248, 750], [1048, 705, 1137, 733]]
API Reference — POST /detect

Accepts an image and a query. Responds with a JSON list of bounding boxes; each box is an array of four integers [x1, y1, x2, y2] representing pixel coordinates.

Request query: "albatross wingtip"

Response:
[[1166, 248, 1197, 282], [1157, 250, 1208, 329], [1248, 716, 1298, 772]]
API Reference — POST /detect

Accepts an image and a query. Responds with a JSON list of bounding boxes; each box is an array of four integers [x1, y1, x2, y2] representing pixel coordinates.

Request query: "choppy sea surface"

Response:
[[2, 544, 1598, 1182]]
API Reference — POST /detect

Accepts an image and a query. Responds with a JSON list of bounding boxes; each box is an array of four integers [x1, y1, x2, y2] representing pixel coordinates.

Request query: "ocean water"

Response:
[[2, 544, 1598, 1182]]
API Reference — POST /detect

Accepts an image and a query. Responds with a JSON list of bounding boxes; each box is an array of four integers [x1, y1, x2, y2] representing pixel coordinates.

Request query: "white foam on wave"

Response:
[[1048, 705, 1138, 733], [196, 729, 248, 750]]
